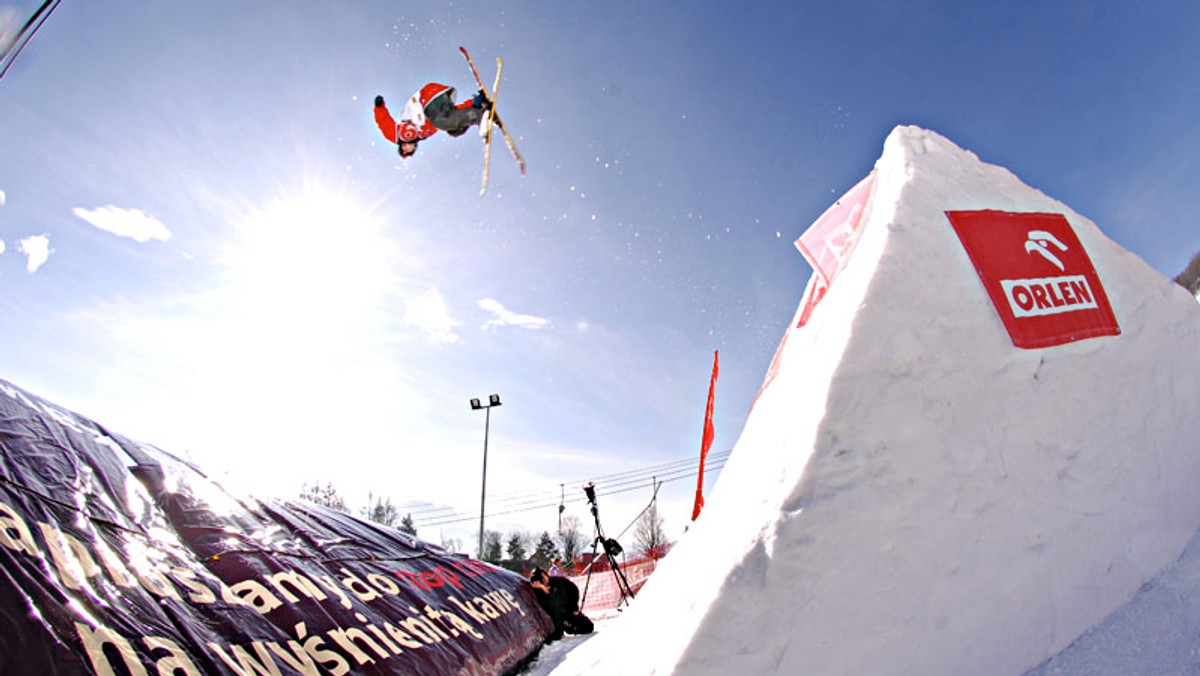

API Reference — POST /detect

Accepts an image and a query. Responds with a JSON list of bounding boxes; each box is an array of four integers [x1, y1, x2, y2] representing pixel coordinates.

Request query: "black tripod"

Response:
[[579, 482, 635, 609]]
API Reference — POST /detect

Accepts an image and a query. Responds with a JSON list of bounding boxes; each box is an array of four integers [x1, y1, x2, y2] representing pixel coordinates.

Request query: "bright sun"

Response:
[[181, 182, 418, 498], [221, 184, 398, 347]]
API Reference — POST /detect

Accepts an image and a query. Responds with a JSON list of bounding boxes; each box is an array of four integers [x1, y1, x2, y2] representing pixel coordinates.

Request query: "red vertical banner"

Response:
[[692, 350, 719, 521]]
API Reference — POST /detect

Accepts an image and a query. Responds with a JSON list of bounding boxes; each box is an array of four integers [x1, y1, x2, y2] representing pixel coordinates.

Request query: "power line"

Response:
[[462, 450, 730, 513], [398, 450, 730, 517], [416, 456, 728, 528], [399, 449, 731, 519], [417, 467, 723, 528]]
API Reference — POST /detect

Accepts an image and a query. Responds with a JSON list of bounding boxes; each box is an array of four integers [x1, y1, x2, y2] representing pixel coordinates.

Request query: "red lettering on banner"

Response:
[[395, 562, 495, 592], [946, 211, 1119, 348], [1060, 283, 1080, 307], [1071, 279, 1092, 304], [1001, 276, 1099, 318], [1032, 284, 1051, 308]]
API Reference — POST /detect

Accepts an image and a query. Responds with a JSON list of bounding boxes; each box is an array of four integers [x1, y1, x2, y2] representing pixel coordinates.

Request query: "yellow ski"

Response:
[[480, 57, 502, 196], [460, 46, 527, 195]]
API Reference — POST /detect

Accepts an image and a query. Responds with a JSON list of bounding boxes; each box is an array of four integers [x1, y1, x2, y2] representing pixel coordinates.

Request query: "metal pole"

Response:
[[478, 405, 491, 559]]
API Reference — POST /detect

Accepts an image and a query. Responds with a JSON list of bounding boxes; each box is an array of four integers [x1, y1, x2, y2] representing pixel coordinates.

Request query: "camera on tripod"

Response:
[[599, 537, 622, 558], [578, 481, 635, 608]]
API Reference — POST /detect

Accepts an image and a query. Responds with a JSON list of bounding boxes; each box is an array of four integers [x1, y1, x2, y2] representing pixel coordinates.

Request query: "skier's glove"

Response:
[[374, 95, 384, 107], [472, 90, 491, 110]]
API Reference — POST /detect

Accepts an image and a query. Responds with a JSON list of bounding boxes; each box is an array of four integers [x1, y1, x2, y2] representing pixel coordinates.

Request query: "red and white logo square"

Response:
[[946, 210, 1120, 348]]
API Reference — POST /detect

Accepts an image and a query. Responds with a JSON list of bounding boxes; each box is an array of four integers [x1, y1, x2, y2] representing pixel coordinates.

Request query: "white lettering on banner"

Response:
[[1000, 275, 1097, 318]]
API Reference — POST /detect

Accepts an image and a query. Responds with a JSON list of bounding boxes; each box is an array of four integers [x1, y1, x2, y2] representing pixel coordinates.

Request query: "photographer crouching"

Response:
[[528, 567, 594, 641]]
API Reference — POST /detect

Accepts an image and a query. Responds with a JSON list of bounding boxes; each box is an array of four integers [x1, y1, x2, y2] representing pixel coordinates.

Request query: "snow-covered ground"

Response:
[[523, 534, 1200, 675], [520, 626, 598, 675], [1028, 526, 1200, 675], [524, 126, 1200, 675]]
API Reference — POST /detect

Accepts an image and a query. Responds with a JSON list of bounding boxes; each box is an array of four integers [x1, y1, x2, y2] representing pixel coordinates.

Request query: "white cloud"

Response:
[[404, 287, 461, 344], [72, 205, 171, 243], [0, 189, 6, 207], [478, 297, 550, 331], [17, 235, 52, 273], [0, 239, 5, 254]]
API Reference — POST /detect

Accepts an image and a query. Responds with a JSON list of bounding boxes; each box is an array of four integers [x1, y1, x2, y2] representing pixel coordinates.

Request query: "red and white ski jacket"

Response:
[[374, 83, 473, 144]]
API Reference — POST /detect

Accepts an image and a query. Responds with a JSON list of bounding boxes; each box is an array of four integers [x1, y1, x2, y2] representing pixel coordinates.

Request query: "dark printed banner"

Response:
[[946, 210, 1121, 349], [0, 379, 551, 674]]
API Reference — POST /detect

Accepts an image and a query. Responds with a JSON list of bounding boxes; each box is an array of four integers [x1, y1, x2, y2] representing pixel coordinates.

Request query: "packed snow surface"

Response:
[[540, 126, 1200, 675]]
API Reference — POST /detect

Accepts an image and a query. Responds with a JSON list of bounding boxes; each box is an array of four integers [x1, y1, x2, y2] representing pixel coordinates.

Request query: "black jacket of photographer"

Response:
[[533, 575, 594, 640]]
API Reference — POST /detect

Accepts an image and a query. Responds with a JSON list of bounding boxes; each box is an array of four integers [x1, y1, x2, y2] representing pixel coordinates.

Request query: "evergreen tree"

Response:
[[532, 531, 559, 570], [398, 513, 417, 536], [633, 501, 668, 559], [505, 531, 529, 565], [361, 492, 399, 528]]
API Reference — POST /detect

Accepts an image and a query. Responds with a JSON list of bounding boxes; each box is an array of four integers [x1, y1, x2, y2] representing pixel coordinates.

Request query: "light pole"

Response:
[[470, 393, 501, 559]]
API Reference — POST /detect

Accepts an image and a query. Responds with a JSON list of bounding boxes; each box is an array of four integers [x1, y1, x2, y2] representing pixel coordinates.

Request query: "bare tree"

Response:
[[633, 502, 668, 559], [482, 530, 503, 563], [440, 534, 465, 554], [298, 481, 348, 513], [556, 515, 587, 569]]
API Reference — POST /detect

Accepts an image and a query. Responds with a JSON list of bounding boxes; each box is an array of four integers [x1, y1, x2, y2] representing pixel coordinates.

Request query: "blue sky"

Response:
[[1, 1, 1198, 550]]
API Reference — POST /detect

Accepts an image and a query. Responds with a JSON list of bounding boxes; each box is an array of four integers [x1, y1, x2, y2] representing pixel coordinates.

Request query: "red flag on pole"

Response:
[[692, 350, 719, 521]]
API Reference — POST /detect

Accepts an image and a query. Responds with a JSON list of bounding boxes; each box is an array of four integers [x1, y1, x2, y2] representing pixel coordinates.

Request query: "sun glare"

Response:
[[222, 185, 397, 344], [193, 182, 452, 490]]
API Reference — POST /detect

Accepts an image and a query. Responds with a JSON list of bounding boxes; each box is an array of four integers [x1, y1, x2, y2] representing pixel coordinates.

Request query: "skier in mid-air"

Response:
[[374, 83, 491, 158]]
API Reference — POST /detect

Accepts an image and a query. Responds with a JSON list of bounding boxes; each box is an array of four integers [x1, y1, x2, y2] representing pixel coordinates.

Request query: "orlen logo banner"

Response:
[[945, 210, 1120, 349]]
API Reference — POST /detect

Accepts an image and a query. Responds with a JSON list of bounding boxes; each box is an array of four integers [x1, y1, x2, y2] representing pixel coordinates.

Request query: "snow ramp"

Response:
[[551, 125, 1200, 675], [0, 378, 552, 674]]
